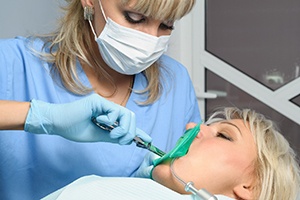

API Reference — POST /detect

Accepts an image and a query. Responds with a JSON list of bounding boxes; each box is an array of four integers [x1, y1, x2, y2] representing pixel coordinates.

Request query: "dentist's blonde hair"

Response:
[[40, 0, 194, 104], [206, 107, 300, 200]]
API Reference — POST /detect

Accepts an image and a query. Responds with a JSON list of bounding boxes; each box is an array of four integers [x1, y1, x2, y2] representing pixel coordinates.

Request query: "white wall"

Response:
[[0, 0, 65, 38], [166, 16, 193, 75]]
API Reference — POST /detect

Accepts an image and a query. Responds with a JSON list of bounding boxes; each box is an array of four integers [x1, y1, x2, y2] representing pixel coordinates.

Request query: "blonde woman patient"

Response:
[[43, 108, 300, 200], [152, 107, 300, 200]]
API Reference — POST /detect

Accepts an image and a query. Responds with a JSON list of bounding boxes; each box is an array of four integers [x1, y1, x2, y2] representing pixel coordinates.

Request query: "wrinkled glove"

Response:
[[134, 152, 160, 178], [24, 94, 152, 144]]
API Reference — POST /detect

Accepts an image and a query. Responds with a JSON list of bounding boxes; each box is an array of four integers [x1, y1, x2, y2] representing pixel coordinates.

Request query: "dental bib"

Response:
[[151, 123, 200, 178]]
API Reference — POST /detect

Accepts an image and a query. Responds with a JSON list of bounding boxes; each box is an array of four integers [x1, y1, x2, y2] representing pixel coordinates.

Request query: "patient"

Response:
[[43, 107, 300, 200], [152, 107, 300, 200]]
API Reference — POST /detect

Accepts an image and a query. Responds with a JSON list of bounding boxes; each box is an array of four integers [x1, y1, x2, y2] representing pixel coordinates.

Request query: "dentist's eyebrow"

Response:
[[220, 121, 242, 136]]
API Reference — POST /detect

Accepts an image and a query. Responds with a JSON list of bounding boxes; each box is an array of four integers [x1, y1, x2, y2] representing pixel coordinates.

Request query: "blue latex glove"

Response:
[[24, 94, 152, 144], [134, 152, 160, 178]]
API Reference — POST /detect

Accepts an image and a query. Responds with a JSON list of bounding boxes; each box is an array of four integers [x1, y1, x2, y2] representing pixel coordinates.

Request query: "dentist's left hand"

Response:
[[134, 152, 160, 178], [24, 94, 152, 144]]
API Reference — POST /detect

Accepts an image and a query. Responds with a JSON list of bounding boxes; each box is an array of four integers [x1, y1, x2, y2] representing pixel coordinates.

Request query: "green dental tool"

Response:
[[152, 123, 201, 167]]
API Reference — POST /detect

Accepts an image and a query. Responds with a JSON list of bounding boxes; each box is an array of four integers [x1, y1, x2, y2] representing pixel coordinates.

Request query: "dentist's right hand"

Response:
[[24, 94, 152, 144]]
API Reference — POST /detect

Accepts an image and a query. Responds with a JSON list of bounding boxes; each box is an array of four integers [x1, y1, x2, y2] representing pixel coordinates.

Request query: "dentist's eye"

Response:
[[217, 132, 232, 141], [159, 21, 174, 30], [124, 11, 146, 24]]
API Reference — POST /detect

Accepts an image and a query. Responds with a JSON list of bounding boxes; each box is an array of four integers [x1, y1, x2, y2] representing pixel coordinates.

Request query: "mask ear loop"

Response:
[[85, 1, 107, 40], [98, 0, 108, 22]]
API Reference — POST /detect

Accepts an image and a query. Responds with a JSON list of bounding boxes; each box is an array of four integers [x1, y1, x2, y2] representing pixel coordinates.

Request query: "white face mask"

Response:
[[88, 0, 171, 75]]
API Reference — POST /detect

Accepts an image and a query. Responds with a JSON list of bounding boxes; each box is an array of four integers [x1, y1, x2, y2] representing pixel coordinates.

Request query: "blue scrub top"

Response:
[[0, 37, 201, 200]]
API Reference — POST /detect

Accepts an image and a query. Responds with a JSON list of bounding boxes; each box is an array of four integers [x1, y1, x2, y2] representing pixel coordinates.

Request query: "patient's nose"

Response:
[[199, 124, 214, 137]]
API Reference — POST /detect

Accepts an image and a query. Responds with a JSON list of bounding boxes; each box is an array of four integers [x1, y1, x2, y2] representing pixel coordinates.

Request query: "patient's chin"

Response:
[[152, 163, 171, 182], [152, 164, 186, 194]]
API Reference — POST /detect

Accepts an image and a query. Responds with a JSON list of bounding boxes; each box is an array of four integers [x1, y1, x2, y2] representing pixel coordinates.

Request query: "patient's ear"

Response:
[[233, 184, 255, 200]]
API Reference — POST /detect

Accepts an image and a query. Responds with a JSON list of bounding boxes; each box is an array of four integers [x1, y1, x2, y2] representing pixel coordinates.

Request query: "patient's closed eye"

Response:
[[217, 132, 232, 141]]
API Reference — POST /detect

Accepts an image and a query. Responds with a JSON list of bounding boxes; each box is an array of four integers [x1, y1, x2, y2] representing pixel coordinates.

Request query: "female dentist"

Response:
[[0, 0, 200, 199]]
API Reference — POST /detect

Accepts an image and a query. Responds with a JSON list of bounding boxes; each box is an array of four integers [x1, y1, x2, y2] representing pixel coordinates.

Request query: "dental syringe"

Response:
[[91, 117, 165, 157]]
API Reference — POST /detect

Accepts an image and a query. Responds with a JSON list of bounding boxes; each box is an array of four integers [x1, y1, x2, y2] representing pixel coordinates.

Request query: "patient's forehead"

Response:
[[209, 119, 248, 128]]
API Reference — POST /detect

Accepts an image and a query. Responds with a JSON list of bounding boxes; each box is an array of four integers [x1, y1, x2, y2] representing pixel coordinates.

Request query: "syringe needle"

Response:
[[92, 117, 165, 157]]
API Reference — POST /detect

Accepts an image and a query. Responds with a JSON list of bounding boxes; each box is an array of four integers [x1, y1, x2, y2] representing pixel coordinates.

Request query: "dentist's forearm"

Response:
[[0, 100, 30, 130]]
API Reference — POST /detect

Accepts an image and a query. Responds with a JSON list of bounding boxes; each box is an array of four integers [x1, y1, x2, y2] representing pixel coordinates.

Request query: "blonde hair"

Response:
[[121, 0, 195, 21], [206, 107, 300, 200], [39, 0, 195, 104]]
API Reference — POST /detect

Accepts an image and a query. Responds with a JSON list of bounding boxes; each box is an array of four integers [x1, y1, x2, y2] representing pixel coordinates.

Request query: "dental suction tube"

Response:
[[170, 159, 218, 200]]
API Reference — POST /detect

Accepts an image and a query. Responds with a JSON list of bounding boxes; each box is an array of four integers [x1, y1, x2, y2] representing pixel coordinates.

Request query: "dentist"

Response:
[[0, 0, 200, 199]]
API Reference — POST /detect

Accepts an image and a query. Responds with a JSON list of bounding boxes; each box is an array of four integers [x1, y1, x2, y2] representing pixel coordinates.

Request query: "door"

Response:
[[191, 0, 300, 157]]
